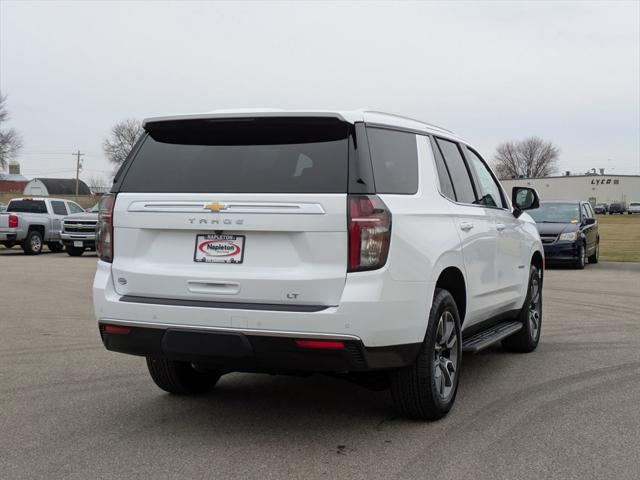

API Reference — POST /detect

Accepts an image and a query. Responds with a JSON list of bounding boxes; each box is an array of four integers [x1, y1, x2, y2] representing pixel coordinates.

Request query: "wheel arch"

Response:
[[434, 266, 467, 326]]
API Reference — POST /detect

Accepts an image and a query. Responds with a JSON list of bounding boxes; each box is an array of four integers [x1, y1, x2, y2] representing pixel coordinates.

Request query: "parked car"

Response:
[[528, 200, 599, 269], [61, 203, 99, 256], [0, 203, 7, 212], [594, 203, 608, 214], [93, 109, 545, 420], [0, 197, 84, 254], [628, 202, 640, 214], [608, 202, 627, 214]]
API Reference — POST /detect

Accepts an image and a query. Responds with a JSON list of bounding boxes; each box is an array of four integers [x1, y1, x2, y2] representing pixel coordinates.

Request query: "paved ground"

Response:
[[1, 249, 639, 480]]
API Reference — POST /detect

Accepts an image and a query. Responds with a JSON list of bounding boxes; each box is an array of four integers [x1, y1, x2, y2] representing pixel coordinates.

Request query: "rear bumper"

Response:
[[93, 260, 432, 353], [98, 321, 420, 372], [0, 231, 18, 242], [542, 241, 580, 263]]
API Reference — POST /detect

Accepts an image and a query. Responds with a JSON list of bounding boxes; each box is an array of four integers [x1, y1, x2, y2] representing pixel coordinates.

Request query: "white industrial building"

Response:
[[500, 174, 640, 205]]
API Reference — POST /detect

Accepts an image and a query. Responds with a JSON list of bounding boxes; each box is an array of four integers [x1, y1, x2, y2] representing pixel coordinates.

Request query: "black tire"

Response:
[[47, 242, 64, 253], [146, 357, 221, 395], [390, 288, 462, 421], [588, 240, 599, 264], [23, 230, 43, 255], [1, 241, 15, 249], [66, 246, 85, 257], [502, 265, 542, 353], [574, 243, 586, 269]]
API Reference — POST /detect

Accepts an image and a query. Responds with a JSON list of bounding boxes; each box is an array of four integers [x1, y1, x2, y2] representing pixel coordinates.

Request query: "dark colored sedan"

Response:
[[528, 201, 599, 269], [608, 202, 627, 214], [594, 203, 608, 214]]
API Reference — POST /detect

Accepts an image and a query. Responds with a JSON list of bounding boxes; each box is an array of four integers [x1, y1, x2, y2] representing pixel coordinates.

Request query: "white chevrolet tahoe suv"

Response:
[[93, 110, 544, 420]]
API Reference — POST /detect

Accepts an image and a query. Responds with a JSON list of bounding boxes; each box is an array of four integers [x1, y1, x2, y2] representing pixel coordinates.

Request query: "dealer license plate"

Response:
[[194, 234, 245, 264]]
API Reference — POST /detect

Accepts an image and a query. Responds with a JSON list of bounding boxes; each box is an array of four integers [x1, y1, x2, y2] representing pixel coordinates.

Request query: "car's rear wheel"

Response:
[[390, 288, 461, 420], [574, 243, 586, 269], [146, 357, 221, 395], [588, 240, 599, 264], [66, 246, 85, 257], [23, 230, 43, 255], [502, 265, 542, 353]]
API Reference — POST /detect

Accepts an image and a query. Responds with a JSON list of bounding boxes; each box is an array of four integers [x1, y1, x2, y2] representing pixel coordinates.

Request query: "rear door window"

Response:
[[7, 200, 47, 214], [118, 118, 350, 193], [51, 201, 68, 216], [464, 147, 505, 208], [435, 138, 477, 204], [366, 128, 419, 194]]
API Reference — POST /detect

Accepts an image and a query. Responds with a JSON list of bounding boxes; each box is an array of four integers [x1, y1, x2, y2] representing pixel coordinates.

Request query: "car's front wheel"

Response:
[[146, 357, 222, 395], [66, 246, 85, 257], [574, 243, 586, 269], [390, 288, 461, 420], [502, 265, 542, 353], [47, 242, 64, 253]]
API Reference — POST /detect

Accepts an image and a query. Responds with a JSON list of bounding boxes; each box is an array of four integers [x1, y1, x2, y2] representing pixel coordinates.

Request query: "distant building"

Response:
[[500, 174, 640, 205], [23, 178, 92, 196], [0, 161, 28, 192]]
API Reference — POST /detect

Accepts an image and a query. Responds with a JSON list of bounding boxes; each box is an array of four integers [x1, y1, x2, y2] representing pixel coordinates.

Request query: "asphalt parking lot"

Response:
[[1, 250, 639, 480]]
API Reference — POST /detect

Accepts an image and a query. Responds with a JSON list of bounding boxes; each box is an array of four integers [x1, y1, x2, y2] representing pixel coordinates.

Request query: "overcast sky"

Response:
[[1, 0, 639, 183]]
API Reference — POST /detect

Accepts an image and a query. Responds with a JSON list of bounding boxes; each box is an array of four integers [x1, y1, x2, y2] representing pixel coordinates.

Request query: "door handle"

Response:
[[459, 221, 474, 231], [496, 223, 506, 232]]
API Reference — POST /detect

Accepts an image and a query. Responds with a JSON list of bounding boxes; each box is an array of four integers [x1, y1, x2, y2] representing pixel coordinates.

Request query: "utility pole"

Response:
[[73, 150, 84, 199]]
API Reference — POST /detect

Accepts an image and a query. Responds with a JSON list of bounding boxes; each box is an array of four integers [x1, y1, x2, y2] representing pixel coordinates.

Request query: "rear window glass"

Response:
[[118, 118, 350, 193], [7, 200, 47, 214], [366, 128, 419, 194]]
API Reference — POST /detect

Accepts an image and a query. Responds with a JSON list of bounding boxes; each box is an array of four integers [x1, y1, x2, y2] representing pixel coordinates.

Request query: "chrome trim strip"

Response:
[[98, 318, 361, 341], [127, 201, 326, 215]]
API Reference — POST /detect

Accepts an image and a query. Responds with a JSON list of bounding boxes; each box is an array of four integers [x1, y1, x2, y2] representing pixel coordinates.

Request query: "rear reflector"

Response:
[[103, 324, 131, 335], [294, 339, 345, 350]]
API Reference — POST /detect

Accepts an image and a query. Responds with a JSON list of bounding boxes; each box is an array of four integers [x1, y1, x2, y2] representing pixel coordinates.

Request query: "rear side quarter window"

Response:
[[366, 128, 419, 194]]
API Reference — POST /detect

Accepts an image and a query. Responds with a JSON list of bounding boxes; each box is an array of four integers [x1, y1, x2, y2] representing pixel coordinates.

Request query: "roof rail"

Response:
[[363, 111, 454, 134]]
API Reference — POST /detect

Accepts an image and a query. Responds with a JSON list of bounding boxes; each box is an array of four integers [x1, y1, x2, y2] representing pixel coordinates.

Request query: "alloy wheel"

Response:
[[433, 310, 458, 401], [31, 235, 42, 252], [528, 272, 541, 340]]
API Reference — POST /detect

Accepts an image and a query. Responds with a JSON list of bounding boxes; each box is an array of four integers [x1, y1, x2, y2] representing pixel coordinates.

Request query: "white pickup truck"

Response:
[[0, 197, 85, 254]]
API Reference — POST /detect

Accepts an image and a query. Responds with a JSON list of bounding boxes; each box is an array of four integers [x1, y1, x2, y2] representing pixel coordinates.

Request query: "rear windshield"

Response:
[[118, 118, 350, 193], [7, 200, 47, 214]]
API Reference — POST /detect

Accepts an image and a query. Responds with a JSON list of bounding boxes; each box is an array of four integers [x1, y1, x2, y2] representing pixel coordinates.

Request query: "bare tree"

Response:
[[102, 118, 143, 167], [0, 93, 23, 171], [493, 137, 559, 179], [86, 174, 112, 194]]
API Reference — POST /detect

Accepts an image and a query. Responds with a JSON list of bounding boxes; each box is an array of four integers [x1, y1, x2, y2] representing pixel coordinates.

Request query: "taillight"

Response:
[[8, 214, 18, 228], [97, 194, 115, 263], [348, 195, 391, 272]]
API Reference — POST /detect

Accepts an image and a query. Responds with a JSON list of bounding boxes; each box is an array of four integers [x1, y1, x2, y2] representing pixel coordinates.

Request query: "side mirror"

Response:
[[584, 217, 596, 225], [512, 186, 540, 218]]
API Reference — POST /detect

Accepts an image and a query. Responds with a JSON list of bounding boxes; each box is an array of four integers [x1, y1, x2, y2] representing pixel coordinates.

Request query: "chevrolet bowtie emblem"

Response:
[[204, 202, 227, 213]]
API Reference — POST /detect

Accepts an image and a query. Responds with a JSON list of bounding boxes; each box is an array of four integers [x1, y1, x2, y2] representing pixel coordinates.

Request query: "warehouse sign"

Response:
[[591, 178, 620, 185]]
